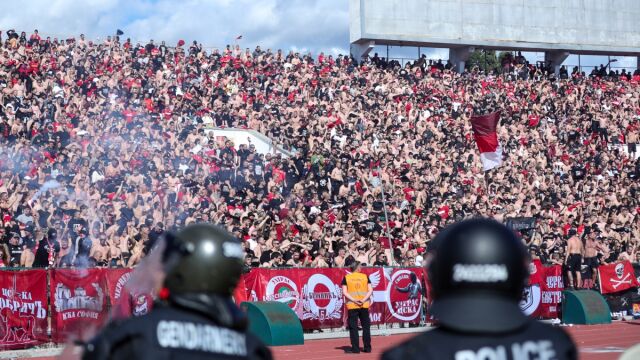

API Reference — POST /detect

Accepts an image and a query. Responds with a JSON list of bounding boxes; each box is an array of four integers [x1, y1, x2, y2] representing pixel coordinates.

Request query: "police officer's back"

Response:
[[382, 218, 576, 360], [82, 223, 272, 360]]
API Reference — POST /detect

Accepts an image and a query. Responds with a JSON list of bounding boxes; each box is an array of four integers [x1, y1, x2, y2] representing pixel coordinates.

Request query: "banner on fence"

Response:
[[300, 268, 344, 329], [104, 268, 153, 319], [598, 261, 639, 294], [520, 259, 543, 317], [540, 265, 564, 319], [244, 267, 427, 329], [384, 268, 424, 323], [50, 269, 109, 342], [0, 270, 48, 350]]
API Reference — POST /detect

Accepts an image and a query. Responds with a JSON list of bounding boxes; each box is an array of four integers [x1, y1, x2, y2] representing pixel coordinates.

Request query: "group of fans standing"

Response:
[[0, 30, 637, 293]]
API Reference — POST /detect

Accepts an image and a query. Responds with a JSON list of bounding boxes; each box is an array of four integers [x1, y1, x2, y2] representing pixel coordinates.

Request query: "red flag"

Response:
[[177, 39, 185, 47], [50, 269, 108, 342], [540, 265, 563, 319], [470, 111, 502, 171], [598, 261, 639, 294], [0, 270, 49, 350]]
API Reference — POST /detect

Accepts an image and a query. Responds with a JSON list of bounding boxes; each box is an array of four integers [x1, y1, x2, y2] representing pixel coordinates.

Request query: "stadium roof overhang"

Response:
[[352, 35, 640, 57]]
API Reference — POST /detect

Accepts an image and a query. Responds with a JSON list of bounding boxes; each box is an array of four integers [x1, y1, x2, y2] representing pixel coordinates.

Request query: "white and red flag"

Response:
[[598, 261, 639, 294], [470, 111, 503, 171]]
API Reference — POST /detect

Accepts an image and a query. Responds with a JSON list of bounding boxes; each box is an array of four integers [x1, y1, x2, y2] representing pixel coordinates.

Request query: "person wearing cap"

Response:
[[382, 218, 576, 360], [341, 261, 373, 354]]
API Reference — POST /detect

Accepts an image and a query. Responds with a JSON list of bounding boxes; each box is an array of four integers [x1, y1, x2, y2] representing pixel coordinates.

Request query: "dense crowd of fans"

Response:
[[0, 30, 638, 288]]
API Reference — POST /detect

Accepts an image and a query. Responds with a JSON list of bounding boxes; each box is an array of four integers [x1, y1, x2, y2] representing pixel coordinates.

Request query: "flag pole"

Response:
[[378, 166, 396, 266]]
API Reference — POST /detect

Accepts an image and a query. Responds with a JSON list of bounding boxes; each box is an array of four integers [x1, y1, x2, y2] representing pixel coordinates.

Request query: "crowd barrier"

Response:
[[0, 267, 246, 350], [0, 261, 638, 350], [243, 267, 427, 329]]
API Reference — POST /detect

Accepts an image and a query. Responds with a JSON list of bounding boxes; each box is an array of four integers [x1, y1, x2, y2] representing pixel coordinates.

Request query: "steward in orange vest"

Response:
[[341, 262, 373, 354]]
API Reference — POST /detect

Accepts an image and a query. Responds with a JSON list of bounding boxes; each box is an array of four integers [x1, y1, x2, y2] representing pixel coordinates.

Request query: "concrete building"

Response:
[[350, 0, 640, 73]]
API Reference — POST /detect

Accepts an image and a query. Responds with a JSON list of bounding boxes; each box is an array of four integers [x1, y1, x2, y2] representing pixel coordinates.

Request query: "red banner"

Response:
[[104, 268, 153, 319], [540, 265, 564, 318], [50, 269, 109, 342], [599, 261, 640, 294], [384, 268, 424, 324], [300, 268, 344, 329], [243, 267, 429, 328], [233, 275, 247, 304], [0, 270, 48, 350], [520, 259, 544, 317], [257, 269, 303, 319]]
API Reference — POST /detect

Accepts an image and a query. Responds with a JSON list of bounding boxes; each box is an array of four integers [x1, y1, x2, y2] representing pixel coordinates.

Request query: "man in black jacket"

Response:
[[382, 218, 577, 360], [81, 223, 272, 360]]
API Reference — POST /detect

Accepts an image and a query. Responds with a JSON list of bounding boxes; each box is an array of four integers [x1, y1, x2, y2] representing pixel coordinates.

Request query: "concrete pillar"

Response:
[[350, 41, 375, 64], [449, 46, 475, 73], [544, 51, 570, 75]]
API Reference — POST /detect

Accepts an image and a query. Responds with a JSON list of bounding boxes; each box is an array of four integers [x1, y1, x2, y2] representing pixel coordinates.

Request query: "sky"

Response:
[[0, 0, 636, 71]]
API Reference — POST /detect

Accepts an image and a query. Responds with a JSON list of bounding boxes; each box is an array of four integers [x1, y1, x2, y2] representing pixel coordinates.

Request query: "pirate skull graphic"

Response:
[[615, 263, 625, 279]]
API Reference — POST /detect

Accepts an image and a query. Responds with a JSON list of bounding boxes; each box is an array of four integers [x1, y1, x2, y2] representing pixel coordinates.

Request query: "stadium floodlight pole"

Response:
[[377, 166, 396, 266]]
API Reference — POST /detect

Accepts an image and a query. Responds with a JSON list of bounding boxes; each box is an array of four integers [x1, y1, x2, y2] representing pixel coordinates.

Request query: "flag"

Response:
[[116, 29, 124, 36], [470, 111, 502, 171], [236, 35, 243, 40], [177, 39, 185, 47], [598, 261, 639, 294]]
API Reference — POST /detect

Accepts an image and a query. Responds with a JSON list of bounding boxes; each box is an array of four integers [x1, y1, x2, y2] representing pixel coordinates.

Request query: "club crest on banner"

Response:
[[520, 285, 541, 316], [386, 270, 422, 321], [132, 295, 150, 317], [54, 283, 104, 318], [264, 276, 300, 311], [302, 274, 343, 321]]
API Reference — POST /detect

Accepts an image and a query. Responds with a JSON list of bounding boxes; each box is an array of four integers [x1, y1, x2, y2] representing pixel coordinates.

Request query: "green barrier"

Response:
[[562, 290, 611, 325], [241, 301, 304, 346]]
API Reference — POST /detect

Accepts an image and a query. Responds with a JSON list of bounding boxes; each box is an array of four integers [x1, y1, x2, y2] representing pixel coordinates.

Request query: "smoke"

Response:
[[30, 179, 61, 203]]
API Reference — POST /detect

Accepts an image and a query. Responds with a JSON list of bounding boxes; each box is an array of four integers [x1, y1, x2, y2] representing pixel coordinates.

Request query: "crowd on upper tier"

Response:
[[0, 30, 638, 284]]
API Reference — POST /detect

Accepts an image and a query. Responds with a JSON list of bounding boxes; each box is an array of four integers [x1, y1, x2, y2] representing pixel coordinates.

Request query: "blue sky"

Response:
[[0, 0, 636, 71]]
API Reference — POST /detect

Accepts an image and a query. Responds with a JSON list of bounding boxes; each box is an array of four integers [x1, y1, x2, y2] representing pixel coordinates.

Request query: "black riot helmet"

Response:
[[163, 223, 245, 296], [427, 218, 529, 333]]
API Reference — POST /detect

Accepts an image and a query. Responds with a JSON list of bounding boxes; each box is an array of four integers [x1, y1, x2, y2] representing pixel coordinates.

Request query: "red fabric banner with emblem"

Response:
[[598, 261, 640, 294], [243, 267, 430, 328], [105, 268, 133, 319], [50, 269, 109, 342], [383, 268, 424, 324], [299, 268, 344, 329], [540, 265, 564, 319], [520, 259, 544, 318], [0, 270, 48, 350], [104, 268, 154, 320]]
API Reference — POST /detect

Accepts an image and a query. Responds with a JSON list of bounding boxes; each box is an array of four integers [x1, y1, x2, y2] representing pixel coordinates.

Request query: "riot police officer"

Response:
[[382, 218, 577, 360], [82, 223, 272, 360]]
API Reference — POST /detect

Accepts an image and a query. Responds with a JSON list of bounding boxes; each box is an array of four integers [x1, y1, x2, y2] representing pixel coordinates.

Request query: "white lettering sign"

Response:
[[157, 320, 247, 356]]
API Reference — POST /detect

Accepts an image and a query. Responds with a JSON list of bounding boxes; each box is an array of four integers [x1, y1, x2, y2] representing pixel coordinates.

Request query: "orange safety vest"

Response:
[[344, 272, 370, 310]]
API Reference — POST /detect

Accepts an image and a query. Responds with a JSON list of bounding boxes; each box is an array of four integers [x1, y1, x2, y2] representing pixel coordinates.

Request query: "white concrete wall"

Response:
[[351, 0, 640, 54]]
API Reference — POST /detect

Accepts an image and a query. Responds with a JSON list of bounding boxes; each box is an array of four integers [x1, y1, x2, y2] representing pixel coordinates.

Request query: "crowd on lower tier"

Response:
[[0, 31, 637, 288]]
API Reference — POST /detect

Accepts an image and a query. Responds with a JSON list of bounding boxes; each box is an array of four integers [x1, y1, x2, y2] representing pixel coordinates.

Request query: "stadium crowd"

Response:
[[0, 30, 638, 288]]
